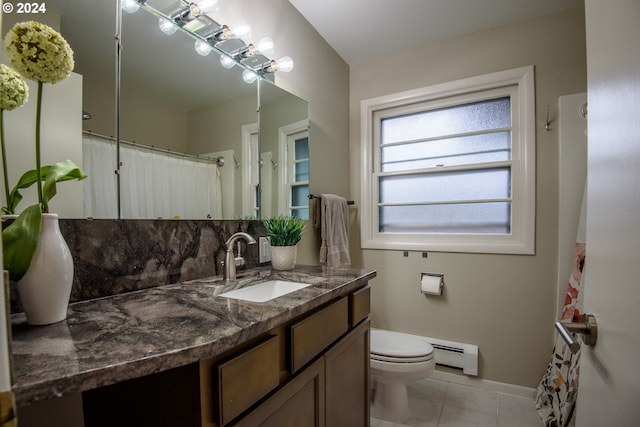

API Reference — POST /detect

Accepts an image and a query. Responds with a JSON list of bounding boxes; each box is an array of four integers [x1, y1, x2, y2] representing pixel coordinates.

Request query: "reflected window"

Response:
[[279, 122, 309, 219], [290, 135, 309, 219]]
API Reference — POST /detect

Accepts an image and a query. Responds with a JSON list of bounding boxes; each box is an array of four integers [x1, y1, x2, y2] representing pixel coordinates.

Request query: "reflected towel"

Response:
[[316, 194, 351, 267]]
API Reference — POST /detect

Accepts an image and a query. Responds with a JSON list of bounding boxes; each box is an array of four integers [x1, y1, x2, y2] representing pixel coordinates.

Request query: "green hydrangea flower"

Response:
[[4, 21, 74, 84], [0, 64, 28, 110]]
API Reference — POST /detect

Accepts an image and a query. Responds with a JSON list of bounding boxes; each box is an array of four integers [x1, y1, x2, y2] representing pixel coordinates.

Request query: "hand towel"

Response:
[[318, 194, 351, 267]]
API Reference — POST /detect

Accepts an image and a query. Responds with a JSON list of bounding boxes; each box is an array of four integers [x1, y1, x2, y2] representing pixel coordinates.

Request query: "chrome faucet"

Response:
[[223, 232, 257, 281]]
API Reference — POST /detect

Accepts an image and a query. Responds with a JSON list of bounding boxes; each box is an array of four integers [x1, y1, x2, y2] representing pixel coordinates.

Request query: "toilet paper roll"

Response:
[[420, 273, 443, 295]]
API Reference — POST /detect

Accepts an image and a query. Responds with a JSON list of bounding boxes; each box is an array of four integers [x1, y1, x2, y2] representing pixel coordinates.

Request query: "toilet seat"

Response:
[[371, 329, 434, 363]]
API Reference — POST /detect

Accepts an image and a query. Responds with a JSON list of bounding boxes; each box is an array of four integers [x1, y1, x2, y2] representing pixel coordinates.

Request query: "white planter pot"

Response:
[[17, 213, 74, 325], [270, 245, 297, 270]]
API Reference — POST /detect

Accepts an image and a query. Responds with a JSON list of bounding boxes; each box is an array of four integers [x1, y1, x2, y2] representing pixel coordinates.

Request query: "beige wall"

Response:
[[216, 0, 350, 263], [349, 8, 587, 387]]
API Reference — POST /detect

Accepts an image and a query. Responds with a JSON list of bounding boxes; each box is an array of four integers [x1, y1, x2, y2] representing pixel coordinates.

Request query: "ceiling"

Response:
[[33, 0, 584, 111], [289, 0, 584, 64]]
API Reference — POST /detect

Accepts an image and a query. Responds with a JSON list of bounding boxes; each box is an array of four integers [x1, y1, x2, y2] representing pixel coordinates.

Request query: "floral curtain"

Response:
[[535, 188, 587, 427]]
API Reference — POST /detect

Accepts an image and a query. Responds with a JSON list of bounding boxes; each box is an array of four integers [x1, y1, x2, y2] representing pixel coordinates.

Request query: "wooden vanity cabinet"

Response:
[[234, 357, 326, 427], [215, 335, 280, 425], [325, 319, 370, 426], [289, 296, 349, 373], [234, 319, 370, 427], [231, 287, 371, 427], [82, 283, 371, 427]]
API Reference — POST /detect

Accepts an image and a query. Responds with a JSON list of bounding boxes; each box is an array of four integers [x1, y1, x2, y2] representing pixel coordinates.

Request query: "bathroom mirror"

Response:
[[29, 0, 309, 219], [259, 80, 310, 219]]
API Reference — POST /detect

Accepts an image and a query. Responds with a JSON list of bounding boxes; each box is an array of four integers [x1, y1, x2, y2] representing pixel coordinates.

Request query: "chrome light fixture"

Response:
[[125, 0, 294, 83]]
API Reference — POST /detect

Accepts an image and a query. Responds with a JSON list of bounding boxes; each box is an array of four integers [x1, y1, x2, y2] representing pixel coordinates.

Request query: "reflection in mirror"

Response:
[[36, 1, 308, 219], [117, 1, 259, 219], [259, 80, 310, 219]]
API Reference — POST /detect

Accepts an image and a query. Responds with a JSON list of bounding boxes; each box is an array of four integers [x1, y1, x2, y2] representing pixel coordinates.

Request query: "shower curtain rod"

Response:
[[82, 130, 225, 166]]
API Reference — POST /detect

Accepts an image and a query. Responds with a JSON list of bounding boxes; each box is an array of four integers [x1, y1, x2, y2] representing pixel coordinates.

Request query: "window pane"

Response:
[[381, 132, 511, 172], [292, 208, 309, 220], [379, 203, 511, 234], [292, 184, 309, 207], [295, 161, 309, 182], [381, 97, 511, 144], [295, 137, 309, 160], [380, 168, 511, 204]]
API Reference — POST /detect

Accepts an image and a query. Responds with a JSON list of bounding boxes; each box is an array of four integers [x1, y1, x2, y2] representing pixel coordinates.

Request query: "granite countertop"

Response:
[[10, 265, 376, 406]]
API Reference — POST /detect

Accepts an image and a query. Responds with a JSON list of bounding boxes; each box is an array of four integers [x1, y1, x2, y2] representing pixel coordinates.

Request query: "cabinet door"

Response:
[[324, 318, 370, 427], [235, 357, 325, 427]]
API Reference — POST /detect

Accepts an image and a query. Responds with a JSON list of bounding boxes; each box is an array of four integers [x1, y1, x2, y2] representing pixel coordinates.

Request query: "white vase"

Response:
[[270, 245, 297, 270], [17, 213, 74, 325]]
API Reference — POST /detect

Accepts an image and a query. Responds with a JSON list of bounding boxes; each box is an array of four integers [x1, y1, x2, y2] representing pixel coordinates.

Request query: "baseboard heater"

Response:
[[419, 335, 479, 376]]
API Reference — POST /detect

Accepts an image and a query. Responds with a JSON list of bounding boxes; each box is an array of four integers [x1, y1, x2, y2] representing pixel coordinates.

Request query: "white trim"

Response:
[[241, 123, 258, 217], [430, 370, 536, 399], [278, 119, 310, 215], [360, 66, 536, 254]]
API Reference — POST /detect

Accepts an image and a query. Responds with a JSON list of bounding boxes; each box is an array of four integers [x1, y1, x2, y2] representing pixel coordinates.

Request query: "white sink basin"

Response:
[[219, 280, 312, 303]]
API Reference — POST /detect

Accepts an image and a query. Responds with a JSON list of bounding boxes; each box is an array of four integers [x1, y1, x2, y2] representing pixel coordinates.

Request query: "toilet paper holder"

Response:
[[420, 272, 444, 295]]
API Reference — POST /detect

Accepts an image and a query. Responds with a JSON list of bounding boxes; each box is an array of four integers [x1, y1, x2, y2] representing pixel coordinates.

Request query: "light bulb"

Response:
[[159, 18, 177, 35], [122, 0, 140, 13], [275, 56, 294, 73], [196, 0, 218, 12], [232, 24, 252, 39], [220, 55, 235, 69], [195, 39, 212, 56], [256, 37, 274, 54], [242, 69, 258, 84]]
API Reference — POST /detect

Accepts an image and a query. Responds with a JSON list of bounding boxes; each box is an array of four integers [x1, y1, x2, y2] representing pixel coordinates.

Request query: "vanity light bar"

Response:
[[204, 24, 231, 43], [126, 0, 293, 80]]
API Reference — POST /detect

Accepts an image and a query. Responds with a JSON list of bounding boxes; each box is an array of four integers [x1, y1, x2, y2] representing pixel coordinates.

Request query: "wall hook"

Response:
[[544, 105, 552, 131]]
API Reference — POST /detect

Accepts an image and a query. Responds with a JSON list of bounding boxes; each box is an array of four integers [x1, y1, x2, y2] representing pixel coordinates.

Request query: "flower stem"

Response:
[[35, 81, 46, 213], [0, 110, 11, 212]]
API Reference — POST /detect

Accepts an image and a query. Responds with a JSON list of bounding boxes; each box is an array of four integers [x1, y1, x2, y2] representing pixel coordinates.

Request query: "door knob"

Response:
[[555, 313, 598, 354]]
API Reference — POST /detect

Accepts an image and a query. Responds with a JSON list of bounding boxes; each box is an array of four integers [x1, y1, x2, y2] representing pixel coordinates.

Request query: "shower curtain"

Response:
[[82, 135, 222, 219], [535, 187, 587, 427]]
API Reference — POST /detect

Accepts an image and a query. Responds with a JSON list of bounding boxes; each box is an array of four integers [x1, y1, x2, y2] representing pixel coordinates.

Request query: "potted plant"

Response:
[[1, 21, 87, 325], [262, 215, 306, 270]]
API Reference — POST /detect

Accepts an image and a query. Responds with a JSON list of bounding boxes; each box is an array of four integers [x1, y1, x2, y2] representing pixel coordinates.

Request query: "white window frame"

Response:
[[278, 119, 310, 216], [360, 66, 536, 254]]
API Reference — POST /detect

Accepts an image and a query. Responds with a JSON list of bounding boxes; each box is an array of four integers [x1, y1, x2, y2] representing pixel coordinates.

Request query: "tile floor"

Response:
[[370, 378, 543, 427]]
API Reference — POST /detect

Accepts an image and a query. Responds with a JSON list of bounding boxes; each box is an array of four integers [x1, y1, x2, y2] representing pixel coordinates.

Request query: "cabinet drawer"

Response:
[[349, 285, 370, 327], [216, 335, 279, 425], [289, 297, 349, 373], [235, 357, 325, 427]]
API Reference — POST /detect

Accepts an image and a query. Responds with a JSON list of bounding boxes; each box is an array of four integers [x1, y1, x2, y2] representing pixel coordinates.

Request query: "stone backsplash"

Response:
[[9, 219, 266, 313]]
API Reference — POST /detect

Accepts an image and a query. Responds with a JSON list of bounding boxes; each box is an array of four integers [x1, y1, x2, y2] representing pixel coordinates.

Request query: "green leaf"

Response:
[[5, 168, 42, 214], [2, 204, 42, 282], [42, 160, 87, 207], [5, 160, 87, 213], [262, 215, 307, 246]]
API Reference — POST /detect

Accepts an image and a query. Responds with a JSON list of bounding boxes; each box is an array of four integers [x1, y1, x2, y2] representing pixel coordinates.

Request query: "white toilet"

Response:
[[370, 329, 435, 422]]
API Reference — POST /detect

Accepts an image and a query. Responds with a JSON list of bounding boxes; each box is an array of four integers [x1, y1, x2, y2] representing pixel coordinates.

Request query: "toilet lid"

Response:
[[370, 329, 434, 360]]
